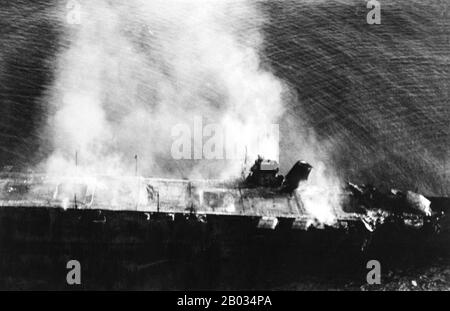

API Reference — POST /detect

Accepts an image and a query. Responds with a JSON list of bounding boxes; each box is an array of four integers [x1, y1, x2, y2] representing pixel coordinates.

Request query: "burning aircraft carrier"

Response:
[[0, 156, 448, 289], [0, 157, 443, 229]]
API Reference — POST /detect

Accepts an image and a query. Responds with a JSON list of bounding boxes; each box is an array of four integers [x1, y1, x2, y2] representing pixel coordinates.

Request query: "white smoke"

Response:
[[40, 0, 342, 223], [43, 0, 284, 179], [297, 162, 342, 225]]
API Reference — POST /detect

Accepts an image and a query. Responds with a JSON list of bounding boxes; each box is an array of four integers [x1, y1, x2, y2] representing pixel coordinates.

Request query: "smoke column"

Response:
[[42, 0, 282, 177], [41, 0, 341, 222]]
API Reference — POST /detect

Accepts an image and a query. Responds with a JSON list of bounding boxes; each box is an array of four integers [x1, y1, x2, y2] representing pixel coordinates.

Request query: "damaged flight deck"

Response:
[[0, 157, 446, 232]]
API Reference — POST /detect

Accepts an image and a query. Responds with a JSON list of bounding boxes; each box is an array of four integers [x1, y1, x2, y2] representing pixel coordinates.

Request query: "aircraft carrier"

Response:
[[0, 158, 449, 289]]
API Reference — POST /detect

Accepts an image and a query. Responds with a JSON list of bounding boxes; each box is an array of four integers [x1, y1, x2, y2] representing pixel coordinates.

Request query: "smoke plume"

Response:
[[41, 0, 342, 223], [43, 0, 284, 178]]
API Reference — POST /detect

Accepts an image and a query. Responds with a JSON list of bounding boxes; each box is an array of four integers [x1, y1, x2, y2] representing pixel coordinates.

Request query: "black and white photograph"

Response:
[[0, 0, 449, 294]]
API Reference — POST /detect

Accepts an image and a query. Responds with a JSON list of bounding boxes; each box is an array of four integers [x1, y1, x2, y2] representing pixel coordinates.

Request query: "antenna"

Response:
[[135, 154, 139, 210], [244, 146, 248, 164], [157, 192, 160, 213], [241, 146, 248, 180], [134, 154, 138, 177]]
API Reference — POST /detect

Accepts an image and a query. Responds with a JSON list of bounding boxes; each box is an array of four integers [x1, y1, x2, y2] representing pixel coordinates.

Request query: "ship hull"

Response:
[[0, 205, 445, 290]]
